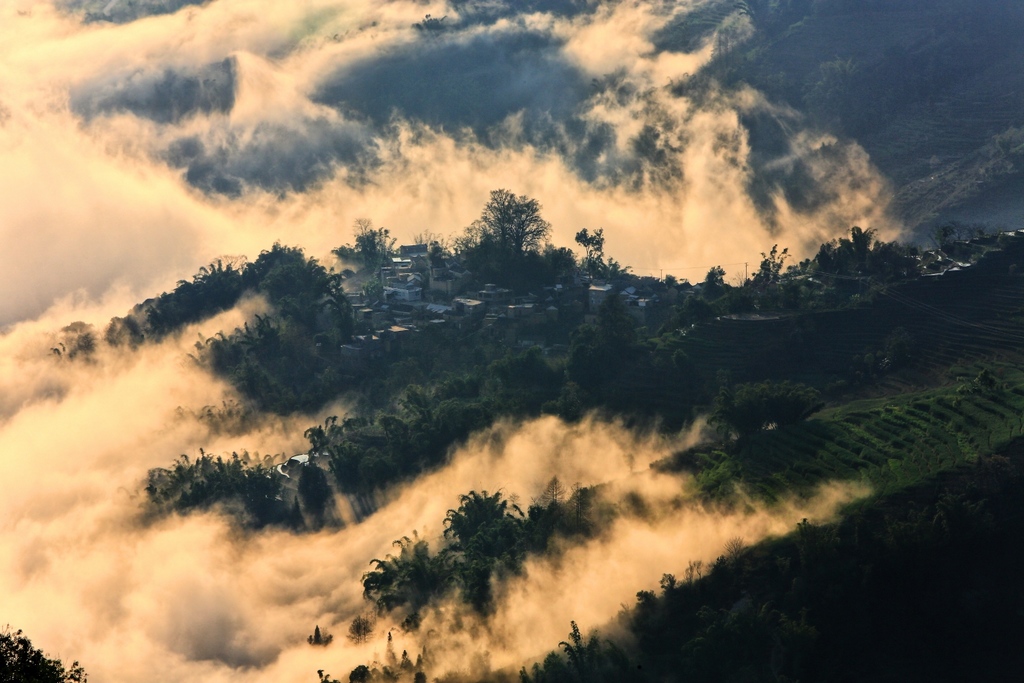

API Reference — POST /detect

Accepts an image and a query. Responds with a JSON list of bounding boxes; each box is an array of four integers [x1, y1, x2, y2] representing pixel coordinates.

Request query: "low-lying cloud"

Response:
[[1, 0, 900, 325], [1, 3, 898, 674], [0, 299, 869, 681]]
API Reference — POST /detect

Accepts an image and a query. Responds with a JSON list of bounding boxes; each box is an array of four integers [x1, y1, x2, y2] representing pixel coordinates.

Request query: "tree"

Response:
[[558, 621, 601, 682], [308, 625, 333, 646], [477, 189, 551, 259], [711, 381, 823, 437], [347, 615, 374, 644], [703, 265, 726, 299], [348, 665, 371, 682], [362, 535, 454, 613], [538, 477, 567, 507], [350, 219, 395, 271], [752, 244, 789, 287], [566, 295, 640, 393], [0, 628, 86, 683], [569, 482, 591, 533], [575, 228, 606, 278], [298, 465, 333, 525]]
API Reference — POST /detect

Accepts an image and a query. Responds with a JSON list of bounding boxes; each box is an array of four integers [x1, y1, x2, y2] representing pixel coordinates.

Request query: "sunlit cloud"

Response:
[[0, 2, 896, 677]]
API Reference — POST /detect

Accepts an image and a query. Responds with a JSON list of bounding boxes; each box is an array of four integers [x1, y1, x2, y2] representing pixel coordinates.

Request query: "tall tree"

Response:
[[575, 228, 606, 278], [477, 189, 551, 259], [351, 219, 396, 271], [298, 465, 333, 525]]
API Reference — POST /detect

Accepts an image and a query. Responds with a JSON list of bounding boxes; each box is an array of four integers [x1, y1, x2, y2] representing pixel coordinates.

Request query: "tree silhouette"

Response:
[[575, 228, 606, 278], [347, 615, 374, 644], [0, 628, 86, 682], [298, 465, 333, 525], [308, 625, 333, 646], [477, 189, 551, 259]]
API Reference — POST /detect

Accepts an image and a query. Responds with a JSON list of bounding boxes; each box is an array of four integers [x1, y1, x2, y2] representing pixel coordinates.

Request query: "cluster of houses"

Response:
[[336, 243, 686, 368]]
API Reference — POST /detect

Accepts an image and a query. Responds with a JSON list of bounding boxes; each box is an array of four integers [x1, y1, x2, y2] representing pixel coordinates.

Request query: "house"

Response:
[[379, 324, 414, 352], [588, 283, 614, 310], [384, 257, 413, 281], [384, 272, 425, 302], [399, 244, 429, 258], [451, 297, 485, 317], [426, 303, 452, 316], [625, 297, 653, 324], [338, 334, 382, 371], [429, 256, 470, 296], [384, 282, 423, 302], [275, 453, 310, 478], [479, 284, 513, 307], [506, 303, 545, 325], [429, 271, 457, 296]]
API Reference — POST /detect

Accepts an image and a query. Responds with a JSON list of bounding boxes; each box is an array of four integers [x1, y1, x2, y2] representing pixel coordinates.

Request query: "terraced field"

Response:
[[704, 364, 1024, 500], [657, 233, 1024, 505]]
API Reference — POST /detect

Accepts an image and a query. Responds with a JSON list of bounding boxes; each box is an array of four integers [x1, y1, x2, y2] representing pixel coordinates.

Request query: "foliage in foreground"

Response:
[[0, 628, 86, 683]]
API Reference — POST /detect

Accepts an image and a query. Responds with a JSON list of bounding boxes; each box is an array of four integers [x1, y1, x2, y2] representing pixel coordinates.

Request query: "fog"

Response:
[[1, 1, 892, 678], [0, 0, 898, 326], [0, 298, 867, 681]]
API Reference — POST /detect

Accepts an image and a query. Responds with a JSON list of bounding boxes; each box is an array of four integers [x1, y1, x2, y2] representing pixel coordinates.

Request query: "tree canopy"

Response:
[[475, 188, 551, 259], [711, 381, 823, 437], [0, 628, 86, 683]]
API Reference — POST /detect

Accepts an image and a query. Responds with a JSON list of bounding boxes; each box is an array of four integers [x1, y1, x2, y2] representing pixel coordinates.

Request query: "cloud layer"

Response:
[[0, 0, 899, 325], [1, 3, 891, 678], [0, 300, 866, 681]]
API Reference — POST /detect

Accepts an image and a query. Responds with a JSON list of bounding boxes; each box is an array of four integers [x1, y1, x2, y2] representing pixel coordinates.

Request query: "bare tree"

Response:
[[348, 614, 374, 644], [723, 536, 746, 564], [538, 476, 567, 507], [477, 189, 551, 258]]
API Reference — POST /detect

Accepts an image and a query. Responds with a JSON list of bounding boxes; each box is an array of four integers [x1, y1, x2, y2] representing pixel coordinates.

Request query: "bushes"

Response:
[[712, 381, 823, 437]]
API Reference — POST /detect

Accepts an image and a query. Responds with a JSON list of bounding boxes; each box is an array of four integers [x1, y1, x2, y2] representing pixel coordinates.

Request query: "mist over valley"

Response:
[[3, 2, 1024, 682]]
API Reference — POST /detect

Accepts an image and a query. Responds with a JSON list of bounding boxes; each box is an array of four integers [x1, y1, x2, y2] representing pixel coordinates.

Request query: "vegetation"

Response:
[[455, 189, 574, 291], [112, 189, 1024, 681], [135, 215, 1024, 517], [0, 628, 86, 683], [144, 452, 290, 529], [521, 450, 1024, 683], [710, 380, 823, 437], [363, 483, 593, 619]]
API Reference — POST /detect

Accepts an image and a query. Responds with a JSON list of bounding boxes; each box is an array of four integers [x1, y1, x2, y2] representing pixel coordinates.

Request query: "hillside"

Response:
[[8, 4, 1024, 683], [123, 223, 1024, 681], [688, 0, 1024, 232]]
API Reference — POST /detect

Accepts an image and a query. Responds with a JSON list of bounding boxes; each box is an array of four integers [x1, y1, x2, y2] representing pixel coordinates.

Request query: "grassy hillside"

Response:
[[685, 362, 1024, 499]]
